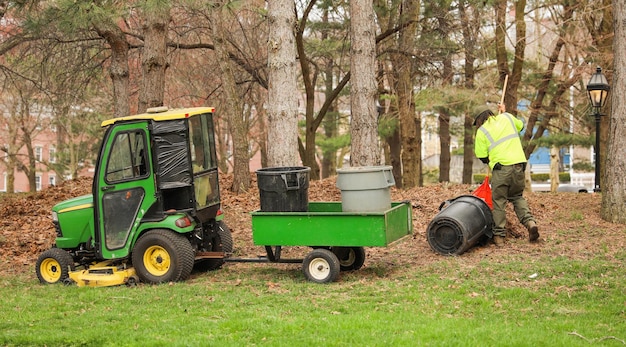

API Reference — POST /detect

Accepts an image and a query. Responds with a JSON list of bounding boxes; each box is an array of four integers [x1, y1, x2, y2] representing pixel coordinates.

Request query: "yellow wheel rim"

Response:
[[143, 245, 171, 276], [40, 258, 62, 283]]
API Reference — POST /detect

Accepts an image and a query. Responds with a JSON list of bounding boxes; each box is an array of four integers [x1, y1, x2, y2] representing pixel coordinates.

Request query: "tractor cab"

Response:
[[94, 106, 221, 259], [37, 107, 232, 286]]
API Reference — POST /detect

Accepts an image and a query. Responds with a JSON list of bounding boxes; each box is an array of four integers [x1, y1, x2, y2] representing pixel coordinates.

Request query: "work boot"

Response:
[[493, 235, 505, 247], [527, 220, 540, 242]]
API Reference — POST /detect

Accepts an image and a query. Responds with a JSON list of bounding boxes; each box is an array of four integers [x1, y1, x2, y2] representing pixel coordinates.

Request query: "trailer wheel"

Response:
[[36, 248, 75, 284], [302, 249, 340, 283], [332, 246, 366, 271], [195, 221, 233, 272], [132, 229, 194, 284]]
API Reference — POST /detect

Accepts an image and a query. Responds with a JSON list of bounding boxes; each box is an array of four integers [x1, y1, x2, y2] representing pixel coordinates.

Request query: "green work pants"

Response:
[[490, 164, 534, 237]]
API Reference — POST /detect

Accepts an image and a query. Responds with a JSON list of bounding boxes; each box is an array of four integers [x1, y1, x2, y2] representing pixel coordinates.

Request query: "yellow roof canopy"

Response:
[[101, 107, 215, 127]]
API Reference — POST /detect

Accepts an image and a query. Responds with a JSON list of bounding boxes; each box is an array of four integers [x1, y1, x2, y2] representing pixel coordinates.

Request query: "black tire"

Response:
[[302, 248, 340, 283], [131, 229, 194, 284], [195, 221, 233, 272], [332, 246, 366, 271], [36, 248, 75, 284]]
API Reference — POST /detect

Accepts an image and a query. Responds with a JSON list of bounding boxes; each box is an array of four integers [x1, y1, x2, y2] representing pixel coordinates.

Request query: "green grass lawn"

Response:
[[1, 252, 624, 347]]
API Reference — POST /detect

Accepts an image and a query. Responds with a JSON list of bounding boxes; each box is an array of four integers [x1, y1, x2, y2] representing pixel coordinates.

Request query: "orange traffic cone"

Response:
[[473, 175, 493, 209]]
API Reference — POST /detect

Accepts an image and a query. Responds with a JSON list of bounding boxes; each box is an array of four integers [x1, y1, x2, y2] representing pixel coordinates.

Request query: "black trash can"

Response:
[[426, 195, 494, 255], [256, 166, 311, 212]]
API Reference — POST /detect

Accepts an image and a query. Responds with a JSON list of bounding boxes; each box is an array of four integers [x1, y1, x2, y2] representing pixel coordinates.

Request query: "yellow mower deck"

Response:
[[68, 261, 138, 287]]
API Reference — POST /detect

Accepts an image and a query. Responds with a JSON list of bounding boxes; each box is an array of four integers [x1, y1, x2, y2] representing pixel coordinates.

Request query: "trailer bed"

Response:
[[251, 201, 412, 247]]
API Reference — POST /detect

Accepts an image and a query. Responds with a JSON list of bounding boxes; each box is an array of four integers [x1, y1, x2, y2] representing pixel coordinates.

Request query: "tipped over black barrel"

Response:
[[426, 195, 494, 255]]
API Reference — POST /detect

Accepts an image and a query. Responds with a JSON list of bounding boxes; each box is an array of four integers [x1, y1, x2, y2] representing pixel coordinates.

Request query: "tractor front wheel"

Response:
[[132, 229, 194, 284], [36, 248, 75, 284]]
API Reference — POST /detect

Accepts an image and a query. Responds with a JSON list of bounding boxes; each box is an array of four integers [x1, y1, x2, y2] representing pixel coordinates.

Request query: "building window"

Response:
[[35, 175, 42, 191], [35, 146, 43, 161], [49, 175, 56, 187], [49, 147, 56, 163]]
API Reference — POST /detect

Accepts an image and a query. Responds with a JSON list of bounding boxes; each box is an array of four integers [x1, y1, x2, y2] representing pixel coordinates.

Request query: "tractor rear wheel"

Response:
[[132, 229, 194, 284], [36, 248, 75, 284], [195, 221, 233, 272]]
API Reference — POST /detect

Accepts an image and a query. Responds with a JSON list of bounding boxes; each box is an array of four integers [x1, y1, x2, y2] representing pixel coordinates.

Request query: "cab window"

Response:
[[188, 114, 217, 173], [105, 131, 148, 183]]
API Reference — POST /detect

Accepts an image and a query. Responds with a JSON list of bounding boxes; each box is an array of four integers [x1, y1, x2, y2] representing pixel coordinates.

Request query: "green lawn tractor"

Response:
[[35, 107, 233, 286]]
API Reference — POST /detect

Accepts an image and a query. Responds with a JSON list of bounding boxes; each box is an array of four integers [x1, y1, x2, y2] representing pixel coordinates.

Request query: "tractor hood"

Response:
[[53, 194, 95, 249], [53, 194, 93, 214]]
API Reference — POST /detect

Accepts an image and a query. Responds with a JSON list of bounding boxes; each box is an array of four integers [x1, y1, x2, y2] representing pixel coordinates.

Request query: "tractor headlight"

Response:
[[51, 211, 58, 222]]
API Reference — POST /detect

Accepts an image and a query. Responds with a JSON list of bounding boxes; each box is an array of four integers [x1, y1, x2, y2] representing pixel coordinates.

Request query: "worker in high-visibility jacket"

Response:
[[474, 103, 540, 246]]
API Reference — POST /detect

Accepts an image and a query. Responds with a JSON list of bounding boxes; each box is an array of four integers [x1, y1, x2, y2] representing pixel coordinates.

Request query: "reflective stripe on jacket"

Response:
[[474, 112, 526, 169]]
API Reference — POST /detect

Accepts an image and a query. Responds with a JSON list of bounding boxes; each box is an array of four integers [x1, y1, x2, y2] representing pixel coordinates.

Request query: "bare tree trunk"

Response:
[[349, 0, 380, 166], [267, 0, 299, 167], [18, 114, 37, 191], [3, 122, 17, 193], [459, 0, 478, 184], [94, 23, 130, 118], [438, 108, 451, 182], [463, 115, 475, 184], [211, 3, 250, 193], [602, 0, 625, 222], [438, 40, 453, 183], [296, 1, 321, 179], [549, 146, 560, 192], [321, 61, 339, 179], [495, 0, 525, 114], [253, 88, 269, 169], [385, 119, 402, 187], [394, 0, 420, 187], [138, 2, 170, 113]]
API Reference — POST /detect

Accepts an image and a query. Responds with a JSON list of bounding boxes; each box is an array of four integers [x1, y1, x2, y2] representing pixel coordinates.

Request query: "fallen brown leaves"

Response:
[[2, 173, 623, 277]]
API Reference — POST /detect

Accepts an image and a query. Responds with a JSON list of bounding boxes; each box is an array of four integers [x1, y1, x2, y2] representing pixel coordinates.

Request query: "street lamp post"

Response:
[[586, 67, 610, 192]]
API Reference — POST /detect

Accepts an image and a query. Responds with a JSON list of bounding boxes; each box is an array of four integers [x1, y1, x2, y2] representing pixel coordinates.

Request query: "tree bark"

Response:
[[321, 60, 339, 179], [94, 22, 131, 118], [295, 0, 321, 179], [495, 0, 526, 114], [138, 2, 170, 113], [266, 0, 299, 167], [459, 0, 480, 184], [438, 13, 453, 183], [349, 0, 380, 166], [211, 3, 250, 193], [438, 108, 451, 182], [602, 0, 625, 222], [549, 146, 560, 192], [394, 0, 420, 187]]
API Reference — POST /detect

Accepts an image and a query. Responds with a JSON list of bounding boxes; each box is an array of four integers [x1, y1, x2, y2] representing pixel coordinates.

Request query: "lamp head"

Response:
[[586, 67, 610, 109]]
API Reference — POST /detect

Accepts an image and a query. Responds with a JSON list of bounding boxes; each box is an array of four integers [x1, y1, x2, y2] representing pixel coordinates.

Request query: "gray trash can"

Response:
[[336, 166, 395, 212]]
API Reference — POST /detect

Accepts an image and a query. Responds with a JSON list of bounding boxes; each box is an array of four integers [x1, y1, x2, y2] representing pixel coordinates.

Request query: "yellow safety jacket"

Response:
[[474, 112, 527, 170]]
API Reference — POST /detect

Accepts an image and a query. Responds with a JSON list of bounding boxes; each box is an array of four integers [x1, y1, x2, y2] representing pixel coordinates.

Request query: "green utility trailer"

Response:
[[237, 201, 413, 283]]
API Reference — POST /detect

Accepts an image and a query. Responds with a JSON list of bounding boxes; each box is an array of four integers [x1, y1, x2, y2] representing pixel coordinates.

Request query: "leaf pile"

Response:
[[1, 178, 92, 270], [1, 173, 623, 277]]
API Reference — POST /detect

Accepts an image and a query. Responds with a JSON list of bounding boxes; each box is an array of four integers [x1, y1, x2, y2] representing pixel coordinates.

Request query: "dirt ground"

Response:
[[1, 174, 624, 277]]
